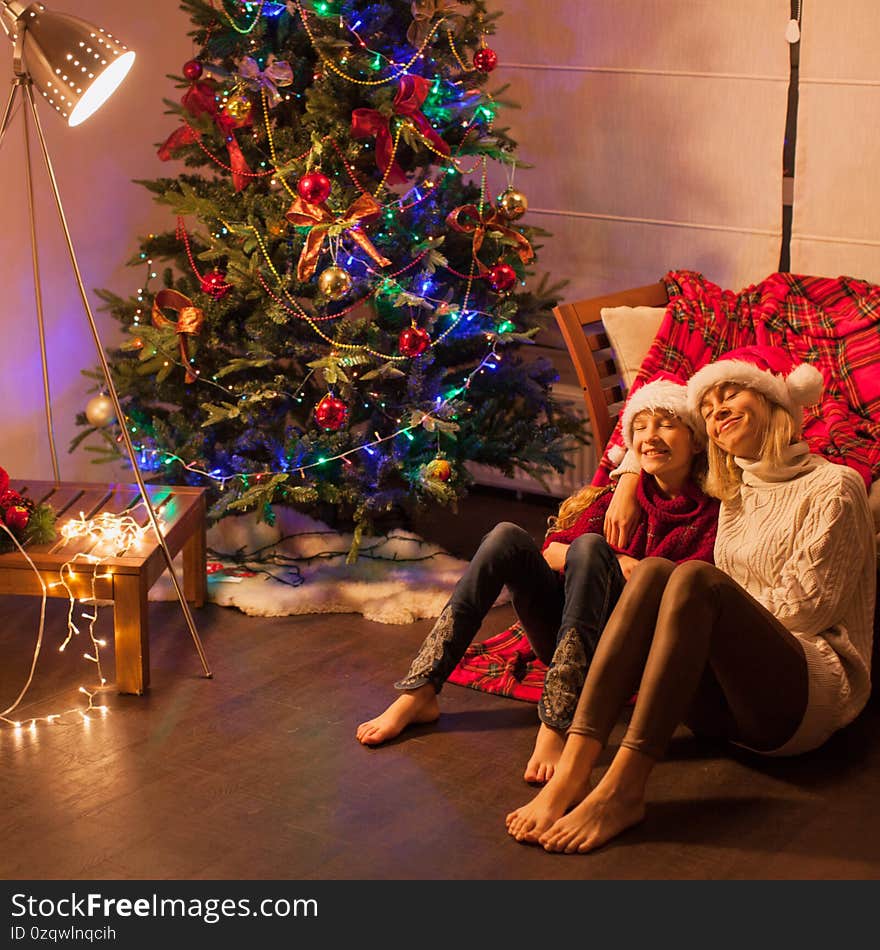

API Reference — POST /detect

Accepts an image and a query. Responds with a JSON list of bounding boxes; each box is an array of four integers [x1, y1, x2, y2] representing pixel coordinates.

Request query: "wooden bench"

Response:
[[0, 480, 207, 695]]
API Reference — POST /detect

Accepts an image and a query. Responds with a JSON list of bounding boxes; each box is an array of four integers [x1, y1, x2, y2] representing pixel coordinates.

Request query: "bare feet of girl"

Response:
[[523, 722, 566, 784], [356, 685, 440, 746], [505, 770, 592, 843], [538, 788, 646, 853]]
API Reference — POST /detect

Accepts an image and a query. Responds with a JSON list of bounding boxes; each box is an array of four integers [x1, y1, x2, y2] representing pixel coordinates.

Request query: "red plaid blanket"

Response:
[[595, 270, 880, 487], [447, 622, 545, 702], [449, 270, 880, 704]]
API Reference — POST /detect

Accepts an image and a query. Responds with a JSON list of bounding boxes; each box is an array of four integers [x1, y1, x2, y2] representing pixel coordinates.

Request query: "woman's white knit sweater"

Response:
[[715, 442, 876, 755]]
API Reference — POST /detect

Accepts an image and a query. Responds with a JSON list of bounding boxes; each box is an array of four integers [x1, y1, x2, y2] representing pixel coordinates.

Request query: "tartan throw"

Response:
[[448, 269, 880, 704], [595, 270, 880, 487], [447, 621, 545, 702]]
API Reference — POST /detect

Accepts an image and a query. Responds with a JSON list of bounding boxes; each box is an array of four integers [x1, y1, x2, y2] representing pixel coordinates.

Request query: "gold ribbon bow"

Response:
[[445, 204, 534, 273], [152, 289, 205, 384], [285, 193, 392, 282], [238, 55, 294, 108]]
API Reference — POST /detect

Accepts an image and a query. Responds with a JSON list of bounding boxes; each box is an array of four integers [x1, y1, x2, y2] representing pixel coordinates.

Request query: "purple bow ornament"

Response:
[[238, 55, 294, 108]]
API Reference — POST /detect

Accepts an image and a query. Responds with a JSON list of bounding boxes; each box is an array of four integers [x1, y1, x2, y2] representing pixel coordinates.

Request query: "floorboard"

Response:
[[2, 486, 878, 881]]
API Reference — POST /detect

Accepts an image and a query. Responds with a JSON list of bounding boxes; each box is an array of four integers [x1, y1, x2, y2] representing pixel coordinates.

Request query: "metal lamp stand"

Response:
[[0, 70, 212, 683]]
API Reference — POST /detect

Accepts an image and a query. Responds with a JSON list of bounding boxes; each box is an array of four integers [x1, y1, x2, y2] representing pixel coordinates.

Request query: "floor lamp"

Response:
[[0, 0, 211, 682]]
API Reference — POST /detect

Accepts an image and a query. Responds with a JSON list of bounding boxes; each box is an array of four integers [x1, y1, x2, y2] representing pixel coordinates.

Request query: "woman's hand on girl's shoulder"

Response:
[[604, 472, 640, 548]]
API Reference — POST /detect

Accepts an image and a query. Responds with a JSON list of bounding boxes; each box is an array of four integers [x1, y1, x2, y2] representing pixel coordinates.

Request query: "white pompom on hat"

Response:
[[621, 371, 703, 449], [685, 345, 824, 425]]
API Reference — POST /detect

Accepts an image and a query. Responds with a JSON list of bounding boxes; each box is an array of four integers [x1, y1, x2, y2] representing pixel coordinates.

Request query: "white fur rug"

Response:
[[149, 509, 508, 625]]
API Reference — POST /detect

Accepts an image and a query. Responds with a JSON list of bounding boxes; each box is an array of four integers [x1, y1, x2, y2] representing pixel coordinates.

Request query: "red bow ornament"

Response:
[[152, 289, 206, 384], [158, 81, 254, 192], [285, 193, 392, 282], [351, 75, 451, 185], [445, 204, 535, 273]]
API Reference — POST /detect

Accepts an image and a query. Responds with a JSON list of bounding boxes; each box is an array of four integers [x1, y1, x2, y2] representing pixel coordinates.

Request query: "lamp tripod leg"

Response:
[[21, 77, 60, 481], [0, 79, 17, 140], [22, 82, 212, 680]]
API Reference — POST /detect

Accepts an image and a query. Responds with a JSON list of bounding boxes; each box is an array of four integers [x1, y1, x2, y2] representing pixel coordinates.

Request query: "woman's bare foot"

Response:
[[538, 786, 645, 854], [356, 686, 440, 746], [505, 769, 592, 844], [523, 723, 566, 784]]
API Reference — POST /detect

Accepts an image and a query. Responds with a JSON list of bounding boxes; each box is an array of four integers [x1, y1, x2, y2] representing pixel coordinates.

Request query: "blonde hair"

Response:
[[702, 389, 797, 501]]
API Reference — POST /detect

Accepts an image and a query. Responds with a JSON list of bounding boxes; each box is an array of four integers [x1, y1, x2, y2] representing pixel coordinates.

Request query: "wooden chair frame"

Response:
[[552, 281, 669, 454]]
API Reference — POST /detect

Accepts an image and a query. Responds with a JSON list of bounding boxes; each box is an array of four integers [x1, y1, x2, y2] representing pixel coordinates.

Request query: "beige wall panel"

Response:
[[494, 0, 790, 76], [794, 1, 880, 80], [789, 240, 880, 285], [487, 70, 787, 232], [529, 213, 783, 310], [789, 1, 880, 280]]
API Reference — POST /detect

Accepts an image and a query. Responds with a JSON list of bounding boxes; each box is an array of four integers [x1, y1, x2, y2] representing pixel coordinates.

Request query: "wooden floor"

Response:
[[2, 486, 879, 881]]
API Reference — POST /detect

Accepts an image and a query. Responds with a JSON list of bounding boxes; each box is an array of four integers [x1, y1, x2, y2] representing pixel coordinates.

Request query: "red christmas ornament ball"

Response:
[[314, 394, 349, 431], [473, 47, 498, 73], [297, 171, 332, 205], [487, 263, 517, 292], [183, 59, 203, 81], [200, 269, 231, 299], [4, 505, 29, 531], [398, 326, 431, 358]]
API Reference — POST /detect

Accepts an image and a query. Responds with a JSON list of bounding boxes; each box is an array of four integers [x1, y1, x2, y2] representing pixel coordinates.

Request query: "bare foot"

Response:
[[505, 770, 592, 844], [356, 686, 440, 746], [538, 788, 645, 854], [523, 723, 566, 784]]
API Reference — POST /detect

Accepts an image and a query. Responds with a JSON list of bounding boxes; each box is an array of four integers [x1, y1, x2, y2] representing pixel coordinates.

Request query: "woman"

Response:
[[506, 346, 875, 851], [357, 375, 719, 784]]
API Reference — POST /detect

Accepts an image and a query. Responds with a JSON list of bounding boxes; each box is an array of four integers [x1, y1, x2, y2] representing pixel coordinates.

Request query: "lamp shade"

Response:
[[9, 2, 135, 125]]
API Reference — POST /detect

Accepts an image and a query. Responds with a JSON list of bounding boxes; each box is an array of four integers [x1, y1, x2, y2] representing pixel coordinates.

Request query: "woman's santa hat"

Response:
[[620, 371, 703, 449], [685, 346, 824, 427]]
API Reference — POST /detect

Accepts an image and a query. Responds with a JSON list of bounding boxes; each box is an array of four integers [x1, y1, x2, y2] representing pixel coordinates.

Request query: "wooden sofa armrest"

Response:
[[552, 281, 669, 455]]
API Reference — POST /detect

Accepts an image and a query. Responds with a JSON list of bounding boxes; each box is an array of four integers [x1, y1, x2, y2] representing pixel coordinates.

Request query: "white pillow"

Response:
[[599, 306, 666, 389]]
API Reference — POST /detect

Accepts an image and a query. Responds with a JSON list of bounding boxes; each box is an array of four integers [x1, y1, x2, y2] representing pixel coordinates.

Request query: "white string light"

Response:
[[2, 507, 162, 733]]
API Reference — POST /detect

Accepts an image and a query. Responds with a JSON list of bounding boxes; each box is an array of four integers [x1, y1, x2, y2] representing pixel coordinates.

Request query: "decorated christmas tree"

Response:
[[77, 0, 584, 554]]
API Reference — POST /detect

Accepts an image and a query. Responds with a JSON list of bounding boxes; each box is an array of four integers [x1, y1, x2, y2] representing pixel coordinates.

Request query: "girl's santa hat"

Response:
[[620, 371, 702, 449], [686, 346, 824, 427]]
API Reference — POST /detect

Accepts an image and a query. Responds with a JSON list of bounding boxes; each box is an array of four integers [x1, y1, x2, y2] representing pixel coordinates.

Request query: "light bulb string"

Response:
[[133, 343, 501, 488], [295, 1, 447, 86], [446, 28, 475, 73], [145, 221, 495, 398], [256, 228, 474, 352], [260, 86, 299, 198], [254, 246, 432, 321], [0, 523, 48, 722], [214, 0, 267, 35], [0, 510, 154, 730]]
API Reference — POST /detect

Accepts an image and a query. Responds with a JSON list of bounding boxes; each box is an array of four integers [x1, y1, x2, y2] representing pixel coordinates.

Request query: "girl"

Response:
[[506, 347, 875, 851], [357, 375, 719, 784]]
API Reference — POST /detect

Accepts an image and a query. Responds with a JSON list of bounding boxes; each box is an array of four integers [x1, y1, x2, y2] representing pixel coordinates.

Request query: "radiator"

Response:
[[466, 383, 596, 499]]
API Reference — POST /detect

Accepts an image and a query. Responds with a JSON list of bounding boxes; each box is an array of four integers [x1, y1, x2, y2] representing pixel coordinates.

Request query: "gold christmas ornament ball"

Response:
[[85, 393, 116, 428], [497, 187, 528, 221], [425, 458, 452, 482], [225, 93, 252, 120], [317, 265, 353, 300]]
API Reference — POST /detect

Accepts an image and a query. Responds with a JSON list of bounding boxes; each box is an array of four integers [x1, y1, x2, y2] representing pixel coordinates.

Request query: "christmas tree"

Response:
[[77, 0, 584, 556]]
